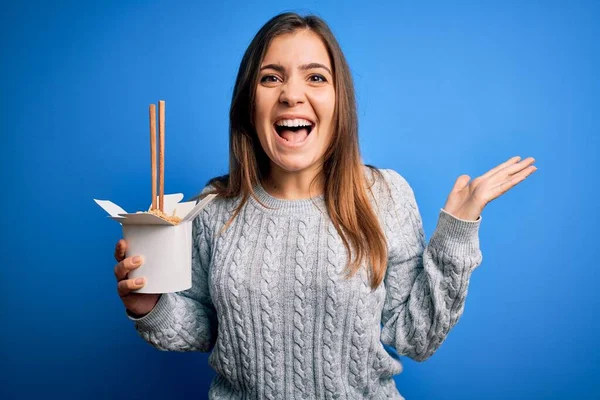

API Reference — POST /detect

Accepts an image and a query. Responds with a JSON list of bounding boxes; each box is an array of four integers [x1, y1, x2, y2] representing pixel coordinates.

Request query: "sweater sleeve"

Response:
[[379, 169, 483, 362], [125, 203, 218, 353]]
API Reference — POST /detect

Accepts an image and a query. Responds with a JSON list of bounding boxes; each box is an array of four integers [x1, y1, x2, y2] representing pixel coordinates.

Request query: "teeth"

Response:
[[275, 118, 313, 127]]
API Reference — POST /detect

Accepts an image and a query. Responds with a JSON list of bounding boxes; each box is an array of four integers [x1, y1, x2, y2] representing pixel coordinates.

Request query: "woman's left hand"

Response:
[[442, 156, 538, 221]]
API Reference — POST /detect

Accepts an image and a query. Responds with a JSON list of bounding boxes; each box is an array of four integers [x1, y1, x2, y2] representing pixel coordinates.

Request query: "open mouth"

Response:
[[273, 123, 314, 144]]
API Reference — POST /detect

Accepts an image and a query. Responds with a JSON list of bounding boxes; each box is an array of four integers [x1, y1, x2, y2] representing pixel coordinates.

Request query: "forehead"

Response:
[[262, 30, 331, 68]]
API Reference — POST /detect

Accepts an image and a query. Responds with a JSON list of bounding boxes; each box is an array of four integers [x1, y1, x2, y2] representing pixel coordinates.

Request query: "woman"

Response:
[[113, 12, 537, 399]]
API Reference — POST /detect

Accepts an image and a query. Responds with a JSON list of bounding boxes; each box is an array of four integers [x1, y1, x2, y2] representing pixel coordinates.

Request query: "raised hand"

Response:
[[442, 156, 537, 221]]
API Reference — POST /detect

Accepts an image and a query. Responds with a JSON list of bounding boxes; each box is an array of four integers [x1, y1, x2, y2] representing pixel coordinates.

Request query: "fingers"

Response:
[[113, 239, 146, 298], [117, 277, 146, 297], [490, 163, 537, 198], [495, 157, 536, 179], [114, 255, 144, 281], [114, 239, 128, 262], [481, 156, 522, 180], [452, 175, 471, 192]]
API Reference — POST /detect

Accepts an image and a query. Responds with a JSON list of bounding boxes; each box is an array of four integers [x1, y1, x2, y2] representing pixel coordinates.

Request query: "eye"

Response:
[[309, 74, 327, 83], [260, 75, 280, 83]]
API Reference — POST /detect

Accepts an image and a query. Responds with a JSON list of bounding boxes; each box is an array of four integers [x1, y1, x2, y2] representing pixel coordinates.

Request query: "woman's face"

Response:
[[254, 29, 335, 177]]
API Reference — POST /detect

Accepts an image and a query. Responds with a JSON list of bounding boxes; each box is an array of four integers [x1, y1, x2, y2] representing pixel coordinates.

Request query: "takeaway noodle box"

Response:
[[94, 193, 216, 294]]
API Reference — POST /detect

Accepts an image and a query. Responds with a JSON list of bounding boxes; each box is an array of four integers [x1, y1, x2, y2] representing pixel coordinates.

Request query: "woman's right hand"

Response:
[[114, 239, 160, 317]]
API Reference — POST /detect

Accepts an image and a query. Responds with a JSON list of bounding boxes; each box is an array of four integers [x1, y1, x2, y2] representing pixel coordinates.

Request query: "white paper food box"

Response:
[[94, 193, 216, 294]]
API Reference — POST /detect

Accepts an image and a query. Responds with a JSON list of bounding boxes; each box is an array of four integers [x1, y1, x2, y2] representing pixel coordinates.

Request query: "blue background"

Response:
[[1, 0, 598, 399]]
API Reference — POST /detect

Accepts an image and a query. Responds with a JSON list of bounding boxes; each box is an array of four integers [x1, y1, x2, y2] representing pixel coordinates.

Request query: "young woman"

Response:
[[113, 12, 537, 399]]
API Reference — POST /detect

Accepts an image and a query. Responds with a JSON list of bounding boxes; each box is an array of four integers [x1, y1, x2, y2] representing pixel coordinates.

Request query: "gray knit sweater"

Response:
[[126, 167, 483, 399]]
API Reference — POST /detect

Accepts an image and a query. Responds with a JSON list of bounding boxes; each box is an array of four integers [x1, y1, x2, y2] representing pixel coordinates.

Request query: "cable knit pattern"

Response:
[[293, 219, 310, 398], [212, 204, 241, 390], [260, 217, 279, 400], [228, 205, 256, 395], [323, 222, 342, 399], [126, 167, 483, 399], [348, 267, 372, 396]]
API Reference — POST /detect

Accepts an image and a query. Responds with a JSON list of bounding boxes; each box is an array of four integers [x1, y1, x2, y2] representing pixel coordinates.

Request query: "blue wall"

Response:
[[1, 0, 598, 399]]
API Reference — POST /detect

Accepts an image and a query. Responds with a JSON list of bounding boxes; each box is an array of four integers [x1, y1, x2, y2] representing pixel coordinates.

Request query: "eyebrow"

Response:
[[260, 63, 332, 76]]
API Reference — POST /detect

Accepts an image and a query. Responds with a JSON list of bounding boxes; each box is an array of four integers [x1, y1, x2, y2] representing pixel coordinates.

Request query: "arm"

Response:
[[125, 208, 218, 352], [379, 169, 483, 362]]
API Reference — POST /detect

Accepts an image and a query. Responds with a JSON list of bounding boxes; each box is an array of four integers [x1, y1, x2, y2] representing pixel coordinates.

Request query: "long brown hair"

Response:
[[200, 12, 388, 290]]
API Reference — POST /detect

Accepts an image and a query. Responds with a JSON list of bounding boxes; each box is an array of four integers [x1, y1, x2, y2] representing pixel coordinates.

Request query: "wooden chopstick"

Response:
[[158, 100, 165, 213], [149, 104, 157, 211]]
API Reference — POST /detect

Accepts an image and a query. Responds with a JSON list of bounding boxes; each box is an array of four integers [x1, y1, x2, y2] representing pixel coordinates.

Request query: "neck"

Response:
[[261, 163, 325, 200]]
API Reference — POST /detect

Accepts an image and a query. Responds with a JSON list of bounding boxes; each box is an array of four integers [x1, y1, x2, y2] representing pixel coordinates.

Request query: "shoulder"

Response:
[[362, 165, 414, 201], [188, 174, 229, 201], [190, 175, 232, 234], [362, 167, 423, 238], [362, 165, 421, 227]]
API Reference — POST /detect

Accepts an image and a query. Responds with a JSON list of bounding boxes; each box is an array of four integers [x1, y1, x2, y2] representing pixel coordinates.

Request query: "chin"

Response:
[[272, 155, 318, 173]]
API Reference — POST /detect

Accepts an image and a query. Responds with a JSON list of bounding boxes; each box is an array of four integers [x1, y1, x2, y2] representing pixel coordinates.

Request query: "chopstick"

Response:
[[149, 100, 166, 213], [149, 104, 157, 211], [158, 100, 165, 213]]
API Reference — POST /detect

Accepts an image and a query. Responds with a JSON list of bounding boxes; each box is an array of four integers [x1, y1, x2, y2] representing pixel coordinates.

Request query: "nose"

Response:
[[279, 78, 305, 106]]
